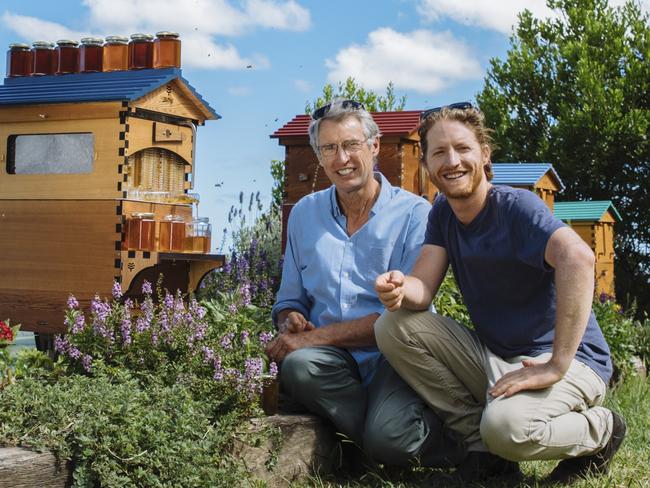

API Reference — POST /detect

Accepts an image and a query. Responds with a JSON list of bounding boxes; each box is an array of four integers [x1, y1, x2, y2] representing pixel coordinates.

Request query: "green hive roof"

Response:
[[554, 201, 622, 222]]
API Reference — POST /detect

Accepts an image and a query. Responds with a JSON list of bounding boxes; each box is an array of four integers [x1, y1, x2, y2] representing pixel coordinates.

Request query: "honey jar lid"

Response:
[[131, 212, 155, 219], [32, 41, 54, 49], [130, 33, 154, 41], [155, 31, 179, 39], [80, 37, 104, 46], [9, 43, 30, 50], [56, 39, 79, 47], [105, 35, 128, 44]]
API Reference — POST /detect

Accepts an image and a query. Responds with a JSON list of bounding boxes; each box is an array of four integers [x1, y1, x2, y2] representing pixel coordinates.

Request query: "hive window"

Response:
[[127, 147, 187, 193], [6, 133, 94, 174]]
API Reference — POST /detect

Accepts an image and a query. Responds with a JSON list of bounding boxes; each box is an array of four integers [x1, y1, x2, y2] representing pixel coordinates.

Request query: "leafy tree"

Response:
[[305, 77, 406, 114], [477, 0, 650, 315]]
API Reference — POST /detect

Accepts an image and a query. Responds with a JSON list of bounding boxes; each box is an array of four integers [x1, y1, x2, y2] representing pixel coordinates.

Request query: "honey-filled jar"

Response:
[[55, 40, 79, 75], [153, 31, 180, 69], [32, 41, 54, 76], [103, 35, 128, 72], [184, 217, 211, 254], [158, 214, 186, 252], [128, 33, 153, 69], [6, 43, 32, 77], [80, 37, 103, 73], [124, 212, 155, 251]]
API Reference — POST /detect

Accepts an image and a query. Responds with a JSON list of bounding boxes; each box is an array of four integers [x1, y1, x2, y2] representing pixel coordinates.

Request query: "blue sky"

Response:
[[1, 0, 647, 250]]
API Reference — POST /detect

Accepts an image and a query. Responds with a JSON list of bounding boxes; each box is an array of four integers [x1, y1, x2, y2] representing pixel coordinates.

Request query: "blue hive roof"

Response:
[[554, 201, 622, 222], [0, 68, 219, 120], [492, 162, 564, 191]]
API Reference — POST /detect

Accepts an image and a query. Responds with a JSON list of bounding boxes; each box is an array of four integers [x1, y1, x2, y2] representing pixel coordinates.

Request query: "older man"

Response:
[[375, 102, 625, 483], [266, 99, 463, 468]]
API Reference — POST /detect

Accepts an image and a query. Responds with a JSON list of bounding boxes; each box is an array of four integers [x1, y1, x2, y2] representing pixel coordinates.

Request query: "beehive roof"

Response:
[[271, 110, 422, 139], [492, 162, 564, 191], [0, 68, 219, 120], [554, 201, 622, 222]]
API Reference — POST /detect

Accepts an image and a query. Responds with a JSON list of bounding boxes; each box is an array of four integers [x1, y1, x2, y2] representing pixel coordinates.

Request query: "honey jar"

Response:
[[128, 33, 153, 69], [124, 212, 155, 251], [80, 37, 103, 73], [158, 214, 186, 252], [184, 217, 211, 254], [55, 40, 79, 75], [103, 36, 128, 72], [153, 31, 180, 69], [31, 41, 55, 76], [6, 43, 32, 77]]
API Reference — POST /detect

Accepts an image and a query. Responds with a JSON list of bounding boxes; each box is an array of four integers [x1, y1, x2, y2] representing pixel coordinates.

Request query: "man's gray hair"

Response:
[[308, 99, 381, 155]]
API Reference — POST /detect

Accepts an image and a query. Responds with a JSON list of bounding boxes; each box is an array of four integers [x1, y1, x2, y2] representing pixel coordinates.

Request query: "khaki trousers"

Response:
[[375, 309, 613, 461]]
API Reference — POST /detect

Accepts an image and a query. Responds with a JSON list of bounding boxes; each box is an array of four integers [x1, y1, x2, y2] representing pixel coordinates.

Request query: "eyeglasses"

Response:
[[317, 138, 369, 159], [312, 99, 365, 120], [420, 102, 474, 121]]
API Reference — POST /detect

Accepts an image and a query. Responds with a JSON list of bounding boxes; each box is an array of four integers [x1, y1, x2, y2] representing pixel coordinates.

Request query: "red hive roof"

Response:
[[270, 110, 422, 139]]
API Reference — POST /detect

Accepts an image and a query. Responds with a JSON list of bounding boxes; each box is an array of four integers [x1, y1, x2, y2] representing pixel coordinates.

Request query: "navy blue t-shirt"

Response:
[[424, 186, 612, 383]]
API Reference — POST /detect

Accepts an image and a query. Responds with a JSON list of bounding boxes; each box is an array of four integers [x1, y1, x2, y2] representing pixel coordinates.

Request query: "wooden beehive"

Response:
[[271, 111, 434, 249], [554, 201, 621, 297], [0, 68, 222, 336], [492, 162, 564, 212]]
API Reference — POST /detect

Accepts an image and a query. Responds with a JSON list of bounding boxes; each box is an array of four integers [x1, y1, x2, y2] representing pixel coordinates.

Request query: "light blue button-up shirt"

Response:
[[272, 172, 431, 384]]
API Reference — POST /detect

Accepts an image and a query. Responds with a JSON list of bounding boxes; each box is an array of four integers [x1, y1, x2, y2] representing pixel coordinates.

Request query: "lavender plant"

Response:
[[56, 280, 277, 410]]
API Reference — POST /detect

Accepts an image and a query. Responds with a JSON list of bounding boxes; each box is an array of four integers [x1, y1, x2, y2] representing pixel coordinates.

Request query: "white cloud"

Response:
[[2, 0, 310, 70], [417, 0, 550, 34], [294, 79, 310, 92], [417, 0, 649, 34], [1, 12, 90, 41], [326, 28, 482, 94]]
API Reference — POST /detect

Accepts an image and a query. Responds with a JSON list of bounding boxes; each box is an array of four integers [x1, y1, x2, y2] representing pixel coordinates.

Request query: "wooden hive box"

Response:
[[554, 201, 622, 298], [271, 111, 434, 250], [492, 162, 564, 212], [0, 68, 223, 337]]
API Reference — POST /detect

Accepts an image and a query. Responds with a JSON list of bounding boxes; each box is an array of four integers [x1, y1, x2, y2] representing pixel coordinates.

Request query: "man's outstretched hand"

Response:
[[375, 270, 406, 311]]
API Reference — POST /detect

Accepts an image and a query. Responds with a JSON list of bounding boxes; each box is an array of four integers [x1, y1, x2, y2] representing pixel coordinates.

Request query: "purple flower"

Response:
[[220, 333, 234, 350], [68, 345, 81, 360], [54, 335, 69, 354], [112, 281, 123, 300], [259, 331, 274, 346], [81, 354, 93, 372], [228, 303, 237, 314], [121, 318, 132, 346], [142, 280, 153, 295], [269, 361, 278, 378], [240, 331, 249, 344], [70, 312, 86, 335], [244, 357, 263, 380], [67, 295, 79, 310]]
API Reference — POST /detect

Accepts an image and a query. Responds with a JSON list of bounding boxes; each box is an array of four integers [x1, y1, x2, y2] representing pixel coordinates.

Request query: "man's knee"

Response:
[[480, 400, 532, 461], [280, 348, 324, 396]]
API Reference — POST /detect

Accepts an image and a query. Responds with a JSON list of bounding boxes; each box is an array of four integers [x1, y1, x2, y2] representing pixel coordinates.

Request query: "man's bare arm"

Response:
[[490, 226, 595, 397]]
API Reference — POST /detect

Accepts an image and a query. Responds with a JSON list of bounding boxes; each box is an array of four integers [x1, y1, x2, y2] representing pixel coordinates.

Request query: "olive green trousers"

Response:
[[375, 309, 613, 461]]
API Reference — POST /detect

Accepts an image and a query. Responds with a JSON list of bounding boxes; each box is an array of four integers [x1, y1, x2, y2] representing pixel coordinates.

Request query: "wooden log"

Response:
[[0, 447, 70, 488], [234, 414, 339, 487], [0, 414, 339, 487]]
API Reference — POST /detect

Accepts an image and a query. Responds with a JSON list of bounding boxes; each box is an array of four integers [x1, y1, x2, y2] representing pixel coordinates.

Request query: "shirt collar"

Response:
[[329, 172, 392, 218]]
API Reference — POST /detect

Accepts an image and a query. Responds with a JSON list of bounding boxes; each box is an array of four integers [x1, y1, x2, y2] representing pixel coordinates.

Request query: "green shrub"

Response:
[[433, 272, 471, 327], [593, 296, 647, 379], [0, 369, 246, 487]]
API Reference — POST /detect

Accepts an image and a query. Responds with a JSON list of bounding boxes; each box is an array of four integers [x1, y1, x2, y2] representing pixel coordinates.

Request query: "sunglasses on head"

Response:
[[312, 99, 365, 120], [420, 102, 475, 121]]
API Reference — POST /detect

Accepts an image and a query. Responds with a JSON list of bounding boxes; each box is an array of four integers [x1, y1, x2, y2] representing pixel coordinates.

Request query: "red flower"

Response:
[[0, 320, 13, 342]]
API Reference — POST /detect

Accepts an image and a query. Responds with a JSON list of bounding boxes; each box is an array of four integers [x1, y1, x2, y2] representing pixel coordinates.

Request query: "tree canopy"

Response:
[[305, 77, 406, 114], [477, 0, 650, 314]]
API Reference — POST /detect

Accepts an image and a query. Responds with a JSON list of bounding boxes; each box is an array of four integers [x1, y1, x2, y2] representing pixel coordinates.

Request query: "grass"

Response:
[[296, 375, 650, 488]]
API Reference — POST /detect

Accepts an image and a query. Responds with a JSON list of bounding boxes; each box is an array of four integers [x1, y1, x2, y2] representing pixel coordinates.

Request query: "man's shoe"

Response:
[[548, 411, 627, 484], [455, 451, 521, 482]]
